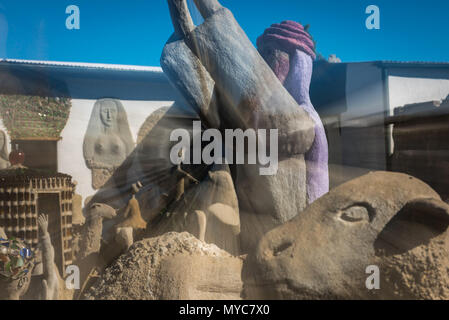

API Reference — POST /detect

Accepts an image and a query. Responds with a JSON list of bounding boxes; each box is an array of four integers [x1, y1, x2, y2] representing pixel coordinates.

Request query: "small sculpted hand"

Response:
[[38, 214, 49, 235]]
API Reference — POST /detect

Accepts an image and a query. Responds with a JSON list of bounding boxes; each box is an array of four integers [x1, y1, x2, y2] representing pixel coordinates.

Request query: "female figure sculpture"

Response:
[[83, 99, 134, 189], [0, 130, 10, 169]]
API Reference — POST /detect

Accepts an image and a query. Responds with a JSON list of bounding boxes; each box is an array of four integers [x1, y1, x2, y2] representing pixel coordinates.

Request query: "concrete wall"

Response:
[[341, 63, 387, 170], [343, 63, 385, 122], [58, 98, 175, 202]]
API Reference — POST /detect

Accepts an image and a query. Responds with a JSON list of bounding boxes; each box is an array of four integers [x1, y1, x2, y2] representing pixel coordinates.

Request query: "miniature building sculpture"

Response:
[[0, 168, 74, 277]]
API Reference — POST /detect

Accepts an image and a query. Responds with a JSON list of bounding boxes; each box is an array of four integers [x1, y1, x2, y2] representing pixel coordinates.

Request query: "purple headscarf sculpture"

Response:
[[258, 20, 329, 203]]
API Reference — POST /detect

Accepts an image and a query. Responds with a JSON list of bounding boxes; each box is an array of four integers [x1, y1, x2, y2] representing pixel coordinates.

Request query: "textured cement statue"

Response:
[[114, 182, 148, 252], [161, 0, 315, 252], [0, 130, 10, 169], [116, 181, 147, 230], [257, 21, 329, 204], [245, 172, 449, 300], [75, 202, 117, 291], [173, 149, 199, 202], [77, 203, 117, 261], [36, 214, 60, 300], [83, 98, 134, 189], [188, 162, 240, 253]]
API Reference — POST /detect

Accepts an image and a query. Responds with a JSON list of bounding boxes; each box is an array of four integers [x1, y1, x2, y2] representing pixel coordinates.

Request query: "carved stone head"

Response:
[[99, 100, 118, 128]]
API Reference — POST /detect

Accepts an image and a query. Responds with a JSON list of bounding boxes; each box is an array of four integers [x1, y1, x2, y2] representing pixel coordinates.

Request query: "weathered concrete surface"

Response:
[[236, 156, 307, 252], [161, 36, 221, 129]]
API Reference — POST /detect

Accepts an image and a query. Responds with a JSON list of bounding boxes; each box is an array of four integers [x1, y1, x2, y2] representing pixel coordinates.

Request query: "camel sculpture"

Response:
[[74, 202, 117, 296], [245, 172, 449, 300]]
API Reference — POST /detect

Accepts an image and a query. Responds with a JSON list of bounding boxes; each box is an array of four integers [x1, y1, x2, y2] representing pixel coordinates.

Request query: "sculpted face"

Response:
[[245, 172, 449, 299], [100, 102, 118, 128]]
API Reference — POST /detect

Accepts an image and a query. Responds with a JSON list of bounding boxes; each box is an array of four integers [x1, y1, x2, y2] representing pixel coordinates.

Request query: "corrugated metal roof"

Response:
[[376, 60, 449, 68], [315, 60, 449, 68], [0, 58, 163, 73]]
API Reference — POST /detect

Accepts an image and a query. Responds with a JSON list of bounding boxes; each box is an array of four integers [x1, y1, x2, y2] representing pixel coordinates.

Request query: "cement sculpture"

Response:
[[161, 0, 315, 252], [83, 98, 134, 189], [114, 182, 148, 251], [0, 130, 9, 169], [36, 214, 60, 300], [149, 160, 241, 255], [257, 21, 329, 204], [245, 172, 449, 300], [75, 203, 117, 290]]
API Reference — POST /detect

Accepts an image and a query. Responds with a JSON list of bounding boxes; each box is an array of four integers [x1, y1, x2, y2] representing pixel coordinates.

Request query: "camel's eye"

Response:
[[339, 205, 371, 223]]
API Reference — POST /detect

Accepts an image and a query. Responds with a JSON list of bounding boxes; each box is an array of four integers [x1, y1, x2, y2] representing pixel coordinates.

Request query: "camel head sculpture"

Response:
[[245, 172, 449, 300]]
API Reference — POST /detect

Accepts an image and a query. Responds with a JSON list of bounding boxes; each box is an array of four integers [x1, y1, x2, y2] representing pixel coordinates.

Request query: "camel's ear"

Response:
[[375, 198, 449, 256]]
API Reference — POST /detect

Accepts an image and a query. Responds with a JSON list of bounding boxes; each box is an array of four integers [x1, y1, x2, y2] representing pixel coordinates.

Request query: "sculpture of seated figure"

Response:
[[173, 149, 199, 203], [115, 182, 148, 252], [83, 98, 134, 189], [116, 181, 147, 230]]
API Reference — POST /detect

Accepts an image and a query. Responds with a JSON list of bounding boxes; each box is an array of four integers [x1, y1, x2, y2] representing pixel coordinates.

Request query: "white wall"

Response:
[[388, 75, 449, 110], [58, 99, 174, 201], [387, 69, 449, 155]]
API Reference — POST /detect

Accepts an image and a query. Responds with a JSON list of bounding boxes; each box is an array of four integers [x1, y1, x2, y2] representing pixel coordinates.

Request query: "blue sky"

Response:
[[0, 0, 448, 66]]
